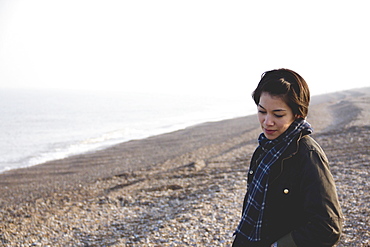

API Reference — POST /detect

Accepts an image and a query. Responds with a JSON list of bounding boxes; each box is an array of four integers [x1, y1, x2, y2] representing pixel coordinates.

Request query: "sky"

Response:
[[0, 0, 369, 97]]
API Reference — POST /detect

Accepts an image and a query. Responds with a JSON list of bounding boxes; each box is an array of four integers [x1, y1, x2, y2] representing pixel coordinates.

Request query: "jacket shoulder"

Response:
[[285, 135, 330, 172], [298, 135, 327, 158]]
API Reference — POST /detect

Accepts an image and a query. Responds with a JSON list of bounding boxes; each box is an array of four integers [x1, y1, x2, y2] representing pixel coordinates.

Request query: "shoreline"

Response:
[[0, 87, 369, 246], [0, 88, 253, 175], [0, 113, 250, 175]]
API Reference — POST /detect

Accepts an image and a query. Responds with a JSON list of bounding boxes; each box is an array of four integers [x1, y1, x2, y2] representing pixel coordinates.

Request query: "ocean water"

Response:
[[0, 88, 254, 173]]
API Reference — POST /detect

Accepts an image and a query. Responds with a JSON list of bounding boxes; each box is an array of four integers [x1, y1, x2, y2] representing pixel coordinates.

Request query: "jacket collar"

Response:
[[280, 131, 305, 160], [268, 132, 309, 185]]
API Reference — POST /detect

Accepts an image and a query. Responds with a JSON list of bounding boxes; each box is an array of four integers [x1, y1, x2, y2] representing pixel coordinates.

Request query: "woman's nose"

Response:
[[264, 114, 274, 126]]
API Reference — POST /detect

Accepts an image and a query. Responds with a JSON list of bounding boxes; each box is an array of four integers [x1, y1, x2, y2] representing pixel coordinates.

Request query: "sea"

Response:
[[0, 88, 255, 173]]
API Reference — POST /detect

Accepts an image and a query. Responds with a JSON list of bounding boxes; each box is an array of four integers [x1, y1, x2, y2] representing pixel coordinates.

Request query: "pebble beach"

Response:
[[0, 88, 369, 246]]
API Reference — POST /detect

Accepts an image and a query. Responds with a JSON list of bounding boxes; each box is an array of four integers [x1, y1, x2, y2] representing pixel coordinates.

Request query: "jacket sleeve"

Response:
[[278, 148, 343, 247]]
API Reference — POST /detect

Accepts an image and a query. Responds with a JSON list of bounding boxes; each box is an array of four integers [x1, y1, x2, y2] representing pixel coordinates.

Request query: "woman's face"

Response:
[[257, 92, 296, 140]]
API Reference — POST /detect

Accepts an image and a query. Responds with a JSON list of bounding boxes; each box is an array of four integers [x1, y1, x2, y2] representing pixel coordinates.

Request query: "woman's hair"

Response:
[[252, 68, 310, 118]]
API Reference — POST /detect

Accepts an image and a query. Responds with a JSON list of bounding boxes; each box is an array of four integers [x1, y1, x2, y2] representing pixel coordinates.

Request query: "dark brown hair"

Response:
[[252, 68, 310, 118]]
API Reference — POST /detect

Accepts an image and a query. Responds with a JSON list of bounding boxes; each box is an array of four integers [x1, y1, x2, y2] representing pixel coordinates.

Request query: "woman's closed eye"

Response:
[[259, 110, 284, 118]]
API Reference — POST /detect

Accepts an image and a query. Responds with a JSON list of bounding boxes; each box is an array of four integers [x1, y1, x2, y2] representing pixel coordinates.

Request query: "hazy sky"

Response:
[[0, 0, 369, 97]]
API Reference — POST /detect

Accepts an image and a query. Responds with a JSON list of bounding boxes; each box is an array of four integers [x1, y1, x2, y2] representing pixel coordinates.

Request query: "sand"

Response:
[[0, 88, 369, 246]]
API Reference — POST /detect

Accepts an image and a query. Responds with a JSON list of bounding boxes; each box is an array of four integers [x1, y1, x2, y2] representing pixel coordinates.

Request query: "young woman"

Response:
[[232, 69, 343, 247]]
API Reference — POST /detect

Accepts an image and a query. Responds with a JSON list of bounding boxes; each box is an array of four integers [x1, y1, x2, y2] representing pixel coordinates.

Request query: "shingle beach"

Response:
[[0, 88, 369, 246]]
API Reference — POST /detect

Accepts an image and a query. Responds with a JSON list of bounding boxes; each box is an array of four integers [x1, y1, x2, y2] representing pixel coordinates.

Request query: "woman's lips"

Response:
[[264, 129, 277, 135]]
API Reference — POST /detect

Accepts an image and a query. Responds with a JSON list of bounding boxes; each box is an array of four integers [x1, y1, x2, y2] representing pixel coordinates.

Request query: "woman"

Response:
[[232, 69, 343, 247]]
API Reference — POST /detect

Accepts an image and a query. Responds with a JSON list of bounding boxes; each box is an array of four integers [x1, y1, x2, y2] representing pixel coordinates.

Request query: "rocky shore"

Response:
[[0, 88, 369, 246]]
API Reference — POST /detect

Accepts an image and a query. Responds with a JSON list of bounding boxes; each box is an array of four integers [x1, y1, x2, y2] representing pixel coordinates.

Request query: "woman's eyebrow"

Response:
[[258, 104, 266, 109]]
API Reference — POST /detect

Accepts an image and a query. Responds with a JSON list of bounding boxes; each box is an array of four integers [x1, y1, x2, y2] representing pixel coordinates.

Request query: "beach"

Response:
[[0, 88, 369, 246]]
